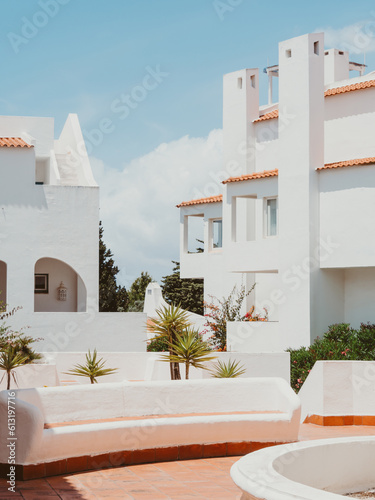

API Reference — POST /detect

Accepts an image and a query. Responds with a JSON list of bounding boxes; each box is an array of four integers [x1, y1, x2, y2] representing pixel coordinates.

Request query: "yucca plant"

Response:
[[147, 304, 192, 380], [0, 348, 29, 390], [160, 329, 217, 379], [64, 349, 118, 384], [210, 359, 246, 378]]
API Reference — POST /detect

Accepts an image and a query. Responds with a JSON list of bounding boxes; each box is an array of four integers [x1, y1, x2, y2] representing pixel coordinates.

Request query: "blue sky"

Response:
[[1, 0, 375, 285]]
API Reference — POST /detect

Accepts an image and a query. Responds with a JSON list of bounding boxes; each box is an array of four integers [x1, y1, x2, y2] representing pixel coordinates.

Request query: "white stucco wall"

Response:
[[299, 361, 375, 422]]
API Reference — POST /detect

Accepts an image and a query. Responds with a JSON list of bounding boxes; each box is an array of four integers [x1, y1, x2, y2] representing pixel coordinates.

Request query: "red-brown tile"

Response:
[[353, 415, 363, 425], [44, 460, 67, 478], [343, 415, 354, 426], [66, 456, 88, 474], [323, 416, 344, 426], [132, 449, 156, 465], [87, 454, 111, 470], [122, 450, 133, 465], [178, 444, 203, 460], [109, 452, 125, 467], [227, 442, 252, 456], [362, 415, 375, 426], [250, 442, 278, 453], [155, 447, 179, 462], [203, 443, 227, 458], [22, 464, 46, 481]]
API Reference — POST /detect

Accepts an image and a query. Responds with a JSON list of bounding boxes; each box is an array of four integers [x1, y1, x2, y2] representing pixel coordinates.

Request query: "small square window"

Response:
[[35, 274, 49, 294]]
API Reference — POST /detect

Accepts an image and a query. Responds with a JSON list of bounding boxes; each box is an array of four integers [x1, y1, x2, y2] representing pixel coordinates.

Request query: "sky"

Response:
[[1, 0, 375, 287]]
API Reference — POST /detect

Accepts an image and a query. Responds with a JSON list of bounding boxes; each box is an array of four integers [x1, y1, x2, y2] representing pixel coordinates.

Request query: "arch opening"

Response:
[[34, 258, 87, 312]]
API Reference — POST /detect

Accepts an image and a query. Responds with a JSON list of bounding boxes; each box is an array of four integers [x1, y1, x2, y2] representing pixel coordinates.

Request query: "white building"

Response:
[[177, 32, 375, 351], [0, 114, 145, 353]]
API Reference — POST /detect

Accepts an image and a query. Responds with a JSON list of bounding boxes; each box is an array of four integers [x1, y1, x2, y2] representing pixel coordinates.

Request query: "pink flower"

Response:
[[297, 378, 302, 383]]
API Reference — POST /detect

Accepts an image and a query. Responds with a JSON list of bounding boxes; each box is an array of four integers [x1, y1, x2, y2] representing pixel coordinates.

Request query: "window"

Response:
[[237, 77, 242, 89], [265, 198, 278, 237], [250, 74, 256, 88], [34, 274, 49, 294], [285, 49, 292, 58], [314, 41, 320, 55], [212, 219, 223, 249]]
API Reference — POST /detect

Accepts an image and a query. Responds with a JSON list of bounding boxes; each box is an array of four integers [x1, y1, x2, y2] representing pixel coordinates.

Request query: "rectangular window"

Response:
[[35, 274, 49, 294], [212, 219, 223, 249], [266, 198, 278, 237]]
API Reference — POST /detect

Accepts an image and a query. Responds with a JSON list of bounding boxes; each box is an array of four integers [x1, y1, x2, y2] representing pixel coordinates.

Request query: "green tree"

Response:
[[147, 304, 191, 380], [128, 271, 153, 312], [160, 329, 216, 379], [99, 222, 129, 312], [161, 261, 204, 315]]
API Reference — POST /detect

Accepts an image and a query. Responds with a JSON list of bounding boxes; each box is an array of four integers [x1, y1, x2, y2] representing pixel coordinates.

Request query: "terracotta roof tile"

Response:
[[324, 79, 375, 96], [0, 137, 33, 148], [253, 110, 279, 123], [318, 157, 375, 171], [222, 169, 278, 184], [176, 194, 223, 208], [254, 80, 375, 122]]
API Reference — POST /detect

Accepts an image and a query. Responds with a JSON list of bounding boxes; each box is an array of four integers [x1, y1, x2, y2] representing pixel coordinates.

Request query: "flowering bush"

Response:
[[288, 323, 375, 392], [203, 283, 268, 351]]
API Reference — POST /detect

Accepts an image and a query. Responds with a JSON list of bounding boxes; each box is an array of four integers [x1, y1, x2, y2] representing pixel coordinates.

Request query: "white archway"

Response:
[[34, 258, 87, 312]]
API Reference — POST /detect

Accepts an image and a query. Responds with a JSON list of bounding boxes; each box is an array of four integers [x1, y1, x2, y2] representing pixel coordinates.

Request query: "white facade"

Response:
[[0, 114, 98, 314], [178, 32, 375, 350], [0, 114, 147, 352]]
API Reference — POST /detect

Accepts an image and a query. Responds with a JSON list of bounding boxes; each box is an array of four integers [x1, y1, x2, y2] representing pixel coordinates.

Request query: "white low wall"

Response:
[[0, 378, 300, 465], [0, 351, 290, 389], [299, 361, 375, 422], [231, 436, 375, 499], [7, 311, 147, 352], [227, 321, 283, 352]]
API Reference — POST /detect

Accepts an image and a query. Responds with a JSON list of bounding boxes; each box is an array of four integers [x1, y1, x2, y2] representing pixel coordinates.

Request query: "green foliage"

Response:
[[64, 349, 118, 384], [0, 306, 42, 389], [204, 283, 256, 351], [159, 329, 217, 379], [99, 222, 129, 312], [209, 359, 246, 378], [147, 336, 170, 352], [161, 261, 204, 315], [147, 304, 191, 380], [128, 271, 153, 312], [0, 348, 30, 390], [288, 323, 375, 392]]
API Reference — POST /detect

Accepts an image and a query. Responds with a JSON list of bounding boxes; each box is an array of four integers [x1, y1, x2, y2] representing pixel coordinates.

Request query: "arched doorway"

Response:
[[34, 258, 87, 312], [0, 261, 7, 309]]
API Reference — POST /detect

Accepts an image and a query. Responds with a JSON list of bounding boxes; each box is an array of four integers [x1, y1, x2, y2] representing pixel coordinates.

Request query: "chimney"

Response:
[[324, 48, 349, 84]]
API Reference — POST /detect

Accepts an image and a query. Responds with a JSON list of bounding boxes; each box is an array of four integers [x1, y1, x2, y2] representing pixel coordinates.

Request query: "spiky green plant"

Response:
[[147, 304, 192, 380], [210, 359, 246, 378], [64, 349, 118, 384], [160, 329, 217, 379], [0, 348, 29, 390]]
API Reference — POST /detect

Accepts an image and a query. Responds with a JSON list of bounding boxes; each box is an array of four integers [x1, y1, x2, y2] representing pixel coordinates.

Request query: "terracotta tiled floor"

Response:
[[2, 424, 375, 500]]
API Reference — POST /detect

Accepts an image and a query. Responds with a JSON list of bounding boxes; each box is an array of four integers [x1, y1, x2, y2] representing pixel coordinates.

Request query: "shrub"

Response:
[[288, 323, 375, 392], [147, 336, 169, 352]]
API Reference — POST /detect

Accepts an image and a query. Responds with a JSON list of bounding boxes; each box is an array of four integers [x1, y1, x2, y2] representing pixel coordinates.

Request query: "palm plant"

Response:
[[210, 359, 246, 378], [147, 304, 191, 380], [160, 329, 217, 379], [0, 348, 29, 390], [64, 349, 118, 384]]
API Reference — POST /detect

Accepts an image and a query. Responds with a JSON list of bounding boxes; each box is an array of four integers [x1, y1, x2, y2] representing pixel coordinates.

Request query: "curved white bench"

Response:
[[231, 436, 375, 499], [0, 377, 300, 479]]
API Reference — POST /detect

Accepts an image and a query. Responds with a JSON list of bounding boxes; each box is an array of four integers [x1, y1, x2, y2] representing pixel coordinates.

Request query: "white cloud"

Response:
[[91, 129, 223, 288], [318, 20, 375, 55]]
